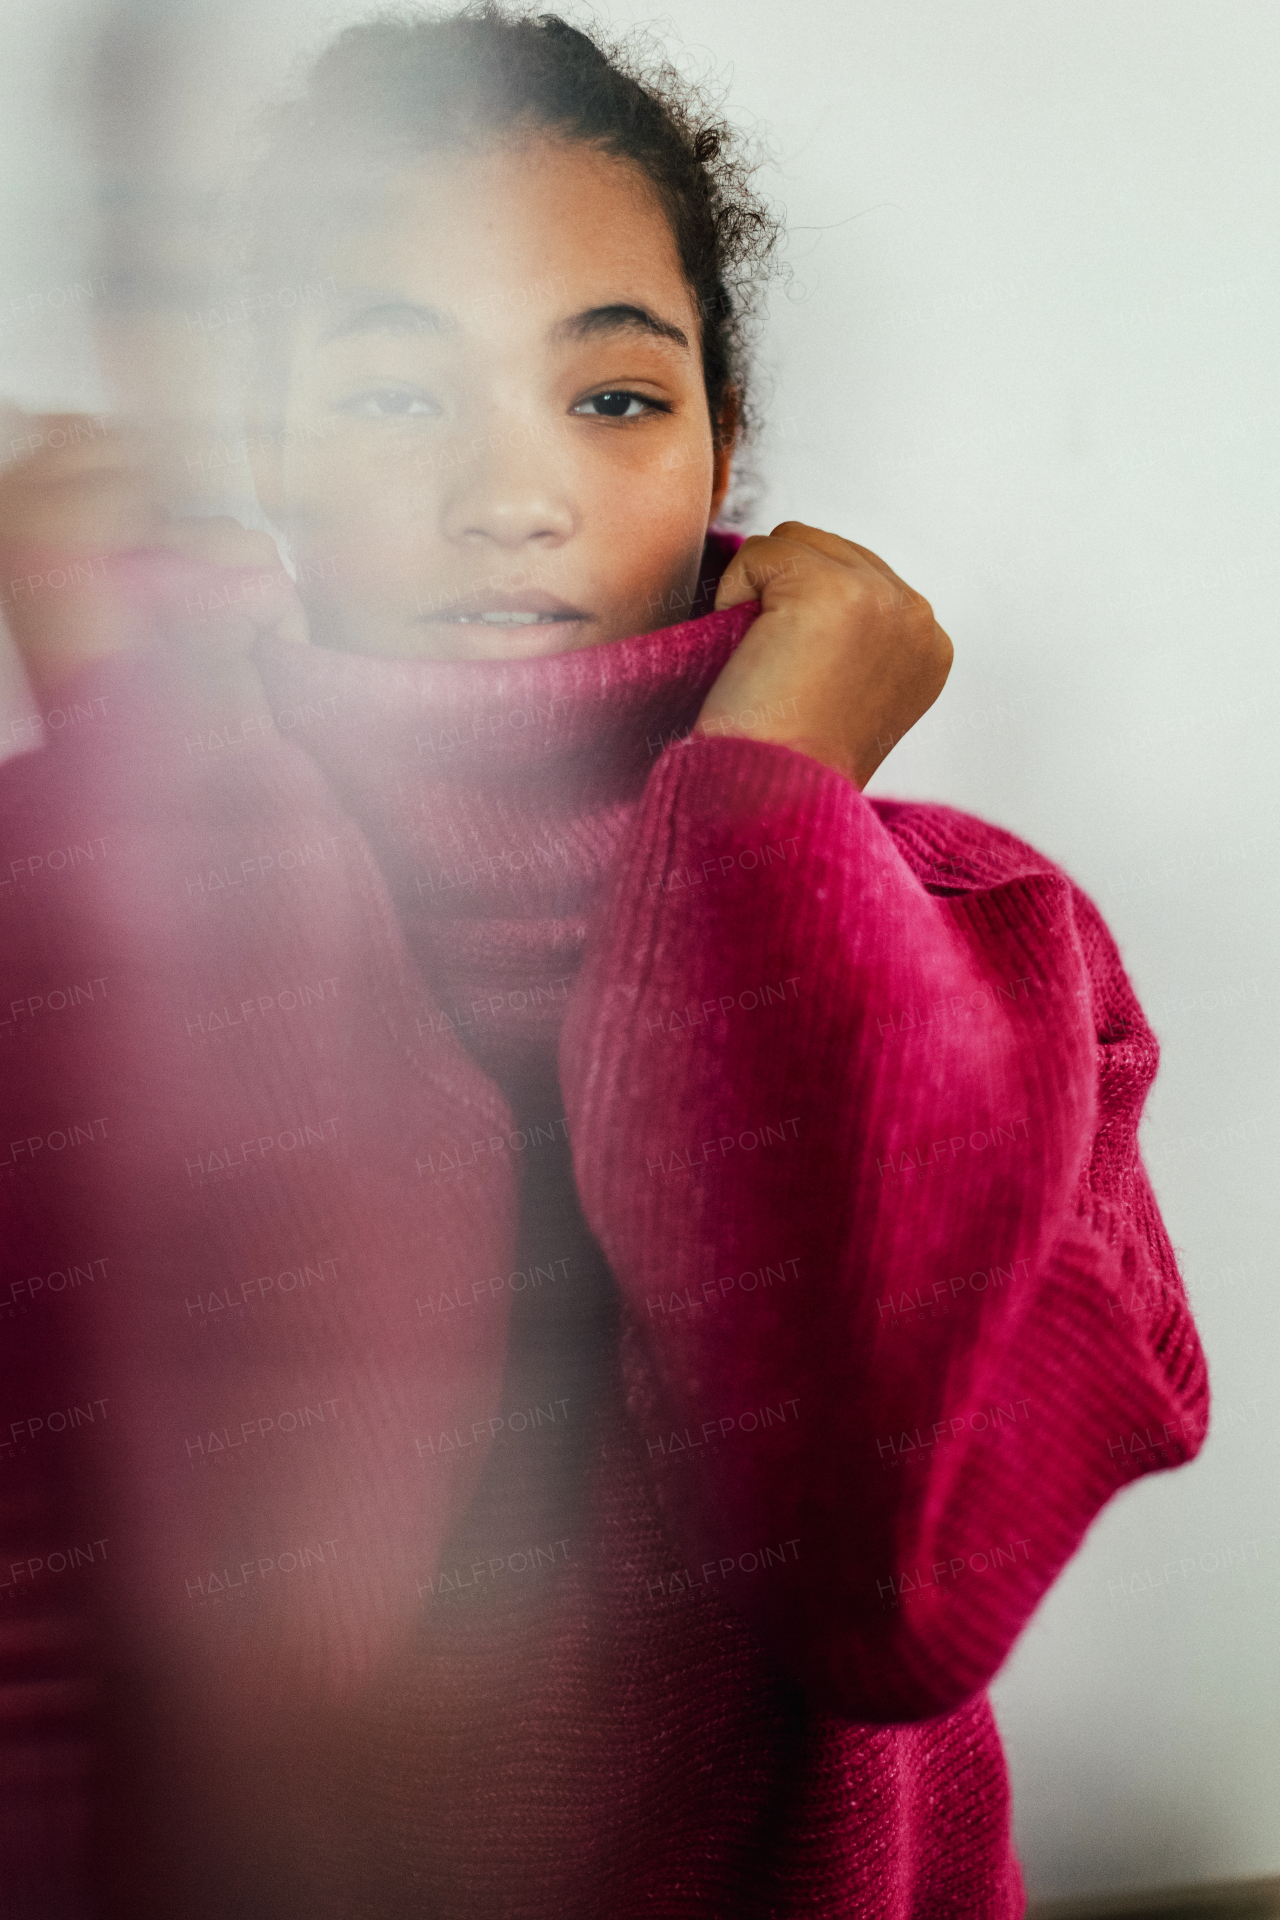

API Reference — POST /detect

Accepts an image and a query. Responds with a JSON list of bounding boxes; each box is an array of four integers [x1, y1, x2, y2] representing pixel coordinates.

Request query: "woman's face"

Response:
[[251, 134, 735, 661]]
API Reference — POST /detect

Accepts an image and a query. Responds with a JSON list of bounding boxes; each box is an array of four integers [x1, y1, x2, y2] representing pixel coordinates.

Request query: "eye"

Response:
[[572, 390, 671, 421], [335, 388, 440, 420]]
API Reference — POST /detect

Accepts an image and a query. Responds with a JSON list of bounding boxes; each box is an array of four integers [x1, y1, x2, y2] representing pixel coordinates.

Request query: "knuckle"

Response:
[[832, 570, 870, 611]]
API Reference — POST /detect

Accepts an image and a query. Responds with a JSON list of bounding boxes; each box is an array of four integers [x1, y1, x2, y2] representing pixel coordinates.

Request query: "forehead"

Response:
[[302, 135, 696, 347]]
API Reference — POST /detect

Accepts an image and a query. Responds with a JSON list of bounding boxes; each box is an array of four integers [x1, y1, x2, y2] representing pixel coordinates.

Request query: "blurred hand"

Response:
[[698, 520, 952, 789], [0, 406, 307, 704]]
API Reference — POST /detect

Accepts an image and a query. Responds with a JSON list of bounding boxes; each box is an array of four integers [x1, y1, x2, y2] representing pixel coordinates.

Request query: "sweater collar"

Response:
[[254, 529, 749, 783], [252, 529, 755, 1083]]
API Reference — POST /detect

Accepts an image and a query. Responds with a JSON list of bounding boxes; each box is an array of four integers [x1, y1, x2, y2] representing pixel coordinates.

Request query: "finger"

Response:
[[156, 523, 311, 648], [719, 526, 889, 601], [713, 563, 762, 610], [768, 520, 866, 564], [843, 547, 928, 612], [0, 423, 156, 532], [0, 418, 189, 515], [156, 517, 283, 571], [260, 584, 310, 647], [715, 526, 933, 628], [0, 469, 168, 553], [0, 414, 124, 475], [713, 533, 817, 609], [231, 558, 311, 648], [769, 521, 920, 597]]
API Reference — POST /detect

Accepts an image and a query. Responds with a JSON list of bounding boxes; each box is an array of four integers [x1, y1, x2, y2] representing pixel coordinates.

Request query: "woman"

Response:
[[0, 8, 1207, 1914]]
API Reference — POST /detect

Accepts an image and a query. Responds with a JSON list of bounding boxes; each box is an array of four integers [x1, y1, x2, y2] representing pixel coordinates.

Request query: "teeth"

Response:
[[451, 611, 570, 625]]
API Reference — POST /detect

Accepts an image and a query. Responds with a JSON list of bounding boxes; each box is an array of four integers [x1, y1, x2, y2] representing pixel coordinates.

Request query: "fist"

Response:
[[697, 521, 953, 788], [0, 407, 307, 703]]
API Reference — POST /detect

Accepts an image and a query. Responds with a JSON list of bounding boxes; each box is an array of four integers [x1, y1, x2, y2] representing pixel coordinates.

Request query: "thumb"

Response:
[[157, 519, 310, 648], [713, 557, 763, 613]]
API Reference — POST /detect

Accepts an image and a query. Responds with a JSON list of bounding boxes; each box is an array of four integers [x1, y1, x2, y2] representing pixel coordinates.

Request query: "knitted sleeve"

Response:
[[558, 739, 1209, 1724]]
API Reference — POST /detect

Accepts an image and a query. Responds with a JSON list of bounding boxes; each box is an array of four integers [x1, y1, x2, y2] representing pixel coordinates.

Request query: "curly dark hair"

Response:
[[244, 3, 785, 505]]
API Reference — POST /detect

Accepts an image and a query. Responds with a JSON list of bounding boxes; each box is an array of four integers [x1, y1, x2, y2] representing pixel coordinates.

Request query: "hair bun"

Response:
[[538, 15, 601, 54]]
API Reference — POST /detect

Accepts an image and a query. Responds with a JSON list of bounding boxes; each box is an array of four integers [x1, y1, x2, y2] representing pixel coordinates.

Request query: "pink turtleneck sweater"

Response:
[[0, 530, 1208, 1917]]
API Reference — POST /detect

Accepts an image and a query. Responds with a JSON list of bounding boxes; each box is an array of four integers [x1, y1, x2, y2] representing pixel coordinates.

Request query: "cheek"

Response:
[[597, 436, 714, 599], [282, 441, 437, 576], [590, 421, 714, 537]]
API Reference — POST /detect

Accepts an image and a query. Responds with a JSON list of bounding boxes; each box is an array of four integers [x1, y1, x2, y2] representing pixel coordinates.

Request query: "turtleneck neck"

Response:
[[252, 529, 755, 1085]]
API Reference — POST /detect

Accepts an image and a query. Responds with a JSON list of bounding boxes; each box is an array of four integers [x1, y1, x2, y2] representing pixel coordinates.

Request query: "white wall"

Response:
[[2, 0, 1277, 1902]]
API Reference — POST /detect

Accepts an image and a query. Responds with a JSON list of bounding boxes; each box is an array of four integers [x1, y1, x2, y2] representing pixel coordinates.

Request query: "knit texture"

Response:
[[0, 529, 1208, 1918]]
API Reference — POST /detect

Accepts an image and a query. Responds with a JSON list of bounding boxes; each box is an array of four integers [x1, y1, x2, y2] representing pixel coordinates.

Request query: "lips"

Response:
[[419, 587, 588, 626]]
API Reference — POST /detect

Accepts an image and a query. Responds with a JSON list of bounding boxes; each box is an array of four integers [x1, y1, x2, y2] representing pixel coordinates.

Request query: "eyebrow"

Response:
[[317, 299, 453, 345], [551, 304, 691, 351], [316, 293, 691, 352]]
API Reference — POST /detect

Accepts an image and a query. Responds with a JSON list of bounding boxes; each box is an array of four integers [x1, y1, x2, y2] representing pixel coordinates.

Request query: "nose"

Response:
[[438, 413, 576, 550]]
